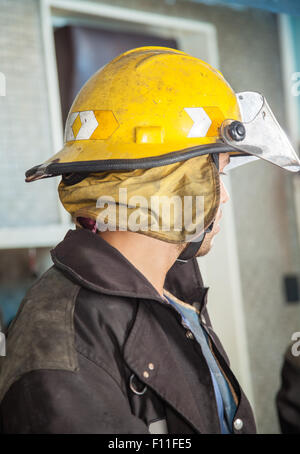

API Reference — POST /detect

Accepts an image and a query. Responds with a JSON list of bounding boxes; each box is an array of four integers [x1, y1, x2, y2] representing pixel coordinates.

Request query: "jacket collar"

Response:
[[51, 228, 209, 311]]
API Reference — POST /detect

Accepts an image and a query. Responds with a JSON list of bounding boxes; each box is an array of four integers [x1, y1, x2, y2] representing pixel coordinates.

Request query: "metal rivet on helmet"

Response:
[[227, 121, 246, 141]]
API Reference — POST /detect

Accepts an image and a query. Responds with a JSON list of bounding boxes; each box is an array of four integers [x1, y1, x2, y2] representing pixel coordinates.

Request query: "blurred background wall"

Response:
[[0, 0, 300, 434]]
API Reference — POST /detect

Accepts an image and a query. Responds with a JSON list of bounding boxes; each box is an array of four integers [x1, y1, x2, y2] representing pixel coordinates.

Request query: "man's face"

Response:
[[196, 152, 230, 257]]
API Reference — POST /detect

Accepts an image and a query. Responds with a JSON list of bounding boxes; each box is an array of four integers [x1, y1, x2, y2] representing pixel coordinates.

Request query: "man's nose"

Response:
[[220, 180, 230, 204]]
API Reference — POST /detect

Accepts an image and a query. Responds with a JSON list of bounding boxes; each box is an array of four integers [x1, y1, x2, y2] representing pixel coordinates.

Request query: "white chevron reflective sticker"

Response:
[[184, 107, 212, 138], [64, 110, 100, 141], [65, 112, 79, 142], [76, 111, 98, 140]]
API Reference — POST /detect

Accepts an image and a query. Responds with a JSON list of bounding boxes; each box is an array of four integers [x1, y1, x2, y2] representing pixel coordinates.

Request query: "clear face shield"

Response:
[[220, 91, 300, 173]]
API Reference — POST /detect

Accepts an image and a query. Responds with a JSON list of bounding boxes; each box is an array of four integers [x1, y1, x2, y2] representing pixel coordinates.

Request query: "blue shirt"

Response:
[[163, 291, 236, 434]]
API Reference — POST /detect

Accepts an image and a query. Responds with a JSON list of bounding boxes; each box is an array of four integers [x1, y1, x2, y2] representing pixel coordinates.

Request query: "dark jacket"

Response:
[[0, 228, 256, 434]]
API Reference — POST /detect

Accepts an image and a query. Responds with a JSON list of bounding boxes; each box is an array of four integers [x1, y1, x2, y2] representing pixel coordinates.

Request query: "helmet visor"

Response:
[[221, 91, 300, 173]]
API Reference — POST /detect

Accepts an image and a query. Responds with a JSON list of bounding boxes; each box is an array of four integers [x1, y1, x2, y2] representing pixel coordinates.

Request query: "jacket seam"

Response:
[[75, 346, 126, 396]]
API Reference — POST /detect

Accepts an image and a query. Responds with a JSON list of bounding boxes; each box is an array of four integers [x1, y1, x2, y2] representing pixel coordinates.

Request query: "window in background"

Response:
[[54, 25, 177, 125]]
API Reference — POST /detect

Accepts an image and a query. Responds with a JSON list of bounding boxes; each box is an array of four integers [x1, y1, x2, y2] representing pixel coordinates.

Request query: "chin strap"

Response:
[[176, 222, 214, 263], [176, 152, 219, 263]]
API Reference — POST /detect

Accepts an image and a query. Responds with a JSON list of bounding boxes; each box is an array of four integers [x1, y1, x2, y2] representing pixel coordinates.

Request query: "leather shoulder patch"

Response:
[[0, 266, 80, 403]]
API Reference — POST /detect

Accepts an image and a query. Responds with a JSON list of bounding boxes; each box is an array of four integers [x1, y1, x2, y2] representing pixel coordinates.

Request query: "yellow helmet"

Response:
[[25, 46, 300, 260], [26, 46, 299, 182]]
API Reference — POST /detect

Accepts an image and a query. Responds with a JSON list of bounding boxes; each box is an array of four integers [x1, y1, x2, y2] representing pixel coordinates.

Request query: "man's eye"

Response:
[[219, 171, 227, 176]]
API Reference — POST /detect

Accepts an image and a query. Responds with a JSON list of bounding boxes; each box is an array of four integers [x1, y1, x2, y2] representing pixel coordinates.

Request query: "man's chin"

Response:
[[196, 235, 215, 257]]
